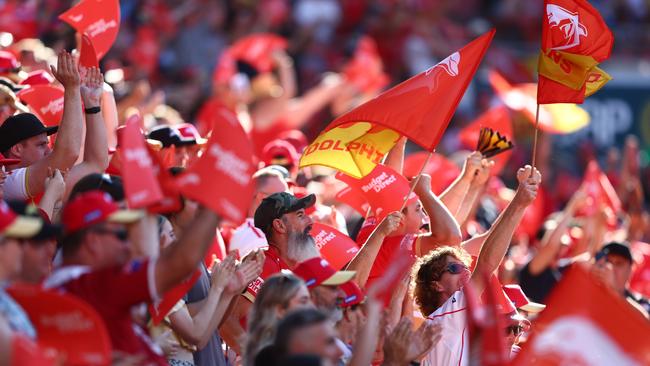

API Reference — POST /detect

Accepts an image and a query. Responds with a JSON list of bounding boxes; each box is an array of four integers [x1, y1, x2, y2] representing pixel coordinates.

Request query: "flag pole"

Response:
[[400, 150, 434, 211], [531, 103, 541, 170]]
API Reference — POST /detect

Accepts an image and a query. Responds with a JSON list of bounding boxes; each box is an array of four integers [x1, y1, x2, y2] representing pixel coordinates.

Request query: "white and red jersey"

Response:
[[43, 260, 167, 366], [423, 289, 468, 366]]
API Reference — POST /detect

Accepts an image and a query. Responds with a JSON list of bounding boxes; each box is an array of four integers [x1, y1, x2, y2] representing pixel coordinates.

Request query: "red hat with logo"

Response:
[[502, 284, 546, 313], [62, 190, 143, 234], [0, 200, 42, 238], [261, 139, 299, 168], [175, 123, 207, 145], [340, 281, 365, 307], [293, 257, 356, 289]]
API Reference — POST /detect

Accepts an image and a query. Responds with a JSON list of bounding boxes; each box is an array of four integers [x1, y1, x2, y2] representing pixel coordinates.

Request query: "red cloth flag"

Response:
[[59, 0, 120, 60], [403, 152, 460, 195], [512, 264, 650, 365], [459, 106, 513, 174], [145, 145, 182, 214], [79, 33, 99, 70], [17, 85, 64, 127], [175, 109, 255, 225], [7, 284, 112, 366], [310, 223, 360, 270], [119, 115, 164, 208], [537, 0, 614, 104]]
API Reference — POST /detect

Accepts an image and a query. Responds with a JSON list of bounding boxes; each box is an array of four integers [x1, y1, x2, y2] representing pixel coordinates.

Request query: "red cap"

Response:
[[277, 129, 308, 153], [0, 200, 41, 238], [340, 281, 365, 307], [175, 123, 207, 145], [19, 70, 55, 86], [502, 284, 546, 313], [0, 50, 20, 73], [293, 257, 356, 289], [261, 139, 299, 168], [62, 190, 143, 233]]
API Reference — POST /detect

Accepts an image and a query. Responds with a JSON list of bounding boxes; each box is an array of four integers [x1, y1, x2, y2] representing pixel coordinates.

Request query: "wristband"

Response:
[[84, 106, 101, 114]]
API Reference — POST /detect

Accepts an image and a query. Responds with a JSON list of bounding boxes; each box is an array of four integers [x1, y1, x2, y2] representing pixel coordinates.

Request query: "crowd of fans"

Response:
[[0, 1, 650, 366]]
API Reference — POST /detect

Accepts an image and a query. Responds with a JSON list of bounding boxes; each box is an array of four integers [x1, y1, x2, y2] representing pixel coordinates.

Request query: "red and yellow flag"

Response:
[[300, 30, 495, 178], [537, 0, 614, 104]]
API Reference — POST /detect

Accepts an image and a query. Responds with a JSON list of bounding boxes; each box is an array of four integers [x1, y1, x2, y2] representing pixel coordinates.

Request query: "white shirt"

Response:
[[423, 289, 468, 366], [3, 167, 30, 201], [228, 218, 268, 258]]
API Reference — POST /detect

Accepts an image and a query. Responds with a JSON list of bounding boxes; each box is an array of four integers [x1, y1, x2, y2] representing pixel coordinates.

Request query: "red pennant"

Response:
[[17, 85, 64, 127], [119, 115, 164, 208], [310, 223, 360, 270], [213, 33, 288, 84], [324, 30, 494, 152], [7, 284, 112, 366], [79, 33, 99, 70], [403, 152, 461, 195], [149, 269, 201, 325], [145, 145, 182, 214], [59, 0, 120, 60], [335, 186, 370, 216], [336, 164, 413, 221], [175, 109, 255, 225], [512, 265, 650, 365]]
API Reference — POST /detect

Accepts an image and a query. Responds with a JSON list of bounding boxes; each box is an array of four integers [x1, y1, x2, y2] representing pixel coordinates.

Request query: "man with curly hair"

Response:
[[412, 165, 541, 366]]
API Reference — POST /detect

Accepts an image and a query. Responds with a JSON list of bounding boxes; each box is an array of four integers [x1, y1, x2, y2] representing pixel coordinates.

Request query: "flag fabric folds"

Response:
[[537, 0, 614, 104]]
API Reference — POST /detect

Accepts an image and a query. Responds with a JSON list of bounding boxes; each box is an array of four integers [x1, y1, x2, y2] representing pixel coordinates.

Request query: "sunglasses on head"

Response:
[[505, 324, 525, 337], [443, 262, 469, 275]]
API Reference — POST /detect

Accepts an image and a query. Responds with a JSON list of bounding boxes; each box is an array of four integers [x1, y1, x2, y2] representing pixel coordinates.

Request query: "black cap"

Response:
[[147, 125, 194, 148], [597, 242, 633, 263], [6, 200, 61, 241], [254, 192, 315, 236], [69, 173, 124, 202], [0, 113, 58, 152]]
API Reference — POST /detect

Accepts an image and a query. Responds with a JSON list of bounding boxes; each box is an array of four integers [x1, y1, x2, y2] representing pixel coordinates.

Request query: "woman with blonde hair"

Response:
[[243, 271, 313, 366]]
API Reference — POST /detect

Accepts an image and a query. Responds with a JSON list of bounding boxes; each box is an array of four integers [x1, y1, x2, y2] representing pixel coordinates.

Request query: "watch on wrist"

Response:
[[84, 106, 101, 114]]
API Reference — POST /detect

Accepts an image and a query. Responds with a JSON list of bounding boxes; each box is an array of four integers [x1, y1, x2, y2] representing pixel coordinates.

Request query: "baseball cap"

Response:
[[116, 125, 163, 151], [62, 190, 144, 234], [0, 113, 58, 152], [68, 173, 124, 203], [596, 242, 633, 263], [261, 139, 299, 168], [147, 125, 194, 148], [0, 200, 42, 238], [0, 50, 20, 74], [6, 201, 61, 241], [502, 284, 546, 313], [292, 257, 356, 288], [0, 76, 26, 93], [175, 123, 207, 145], [254, 192, 315, 235], [340, 281, 365, 307]]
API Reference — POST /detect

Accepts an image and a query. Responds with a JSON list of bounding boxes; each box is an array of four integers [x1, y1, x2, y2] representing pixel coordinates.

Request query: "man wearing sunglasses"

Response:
[[413, 165, 541, 366], [43, 190, 222, 365]]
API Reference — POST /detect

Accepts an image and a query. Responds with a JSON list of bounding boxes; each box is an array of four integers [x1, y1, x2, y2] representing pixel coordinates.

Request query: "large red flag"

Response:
[[512, 265, 650, 365], [537, 0, 614, 104], [175, 109, 255, 225], [59, 0, 120, 60], [299, 30, 495, 178]]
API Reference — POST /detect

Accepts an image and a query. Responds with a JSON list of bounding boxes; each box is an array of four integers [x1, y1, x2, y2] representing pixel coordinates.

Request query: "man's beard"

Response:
[[286, 226, 319, 263]]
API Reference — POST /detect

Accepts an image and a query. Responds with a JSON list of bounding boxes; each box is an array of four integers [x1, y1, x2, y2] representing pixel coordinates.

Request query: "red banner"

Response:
[[59, 0, 120, 60], [310, 223, 359, 270], [17, 85, 64, 127], [79, 33, 99, 70]]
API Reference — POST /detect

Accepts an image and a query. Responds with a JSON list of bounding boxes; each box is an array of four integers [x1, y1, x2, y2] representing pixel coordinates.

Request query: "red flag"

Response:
[[403, 152, 460, 195], [512, 265, 650, 365], [79, 33, 99, 70], [577, 160, 621, 222], [335, 186, 370, 216], [17, 85, 64, 127], [336, 164, 414, 221], [7, 284, 112, 366], [325, 30, 494, 152], [459, 106, 513, 174], [149, 269, 201, 325], [145, 145, 182, 214], [119, 115, 164, 208], [175, 109, 255, 225], [310, 223, 360, 270], [59, 0, 120, 60]]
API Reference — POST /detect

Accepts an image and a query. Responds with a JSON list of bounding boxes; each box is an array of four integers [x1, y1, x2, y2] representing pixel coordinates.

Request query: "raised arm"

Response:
[[415, 174, 462, 254], [64, 67, 110, 196], [454, 158, 493, 227], [471, 165, 541, 293], [384, 137, 407, 175], [155, 207, 220, 295], [345, 212, 403, 288], [440, 152, 482, 219], [26, 51, 83, 196]]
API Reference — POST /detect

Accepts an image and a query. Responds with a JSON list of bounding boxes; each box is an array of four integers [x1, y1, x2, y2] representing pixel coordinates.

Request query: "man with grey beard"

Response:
[[221, 192, 319, 353]]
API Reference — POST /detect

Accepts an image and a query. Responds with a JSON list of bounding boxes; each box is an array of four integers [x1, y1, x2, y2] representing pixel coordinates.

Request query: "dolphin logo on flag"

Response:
[[546, 5, 588, 50]]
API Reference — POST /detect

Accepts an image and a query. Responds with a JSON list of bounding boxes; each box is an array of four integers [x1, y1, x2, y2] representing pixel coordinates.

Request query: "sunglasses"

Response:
[[505, 324, 525, 337], [443, 262, 469, 275], [92, 227, 128, 242]]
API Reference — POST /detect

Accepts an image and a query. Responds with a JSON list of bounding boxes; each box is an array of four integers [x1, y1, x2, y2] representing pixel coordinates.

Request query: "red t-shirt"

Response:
[[243, 245, 289, 302], [43, 261, 167, 365], [355, 217, 416, 287]]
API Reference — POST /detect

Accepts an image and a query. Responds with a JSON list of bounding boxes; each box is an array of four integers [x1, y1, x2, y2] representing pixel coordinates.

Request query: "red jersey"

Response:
[[243, 245, 289, 302], [43, 261, 167, 365]]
